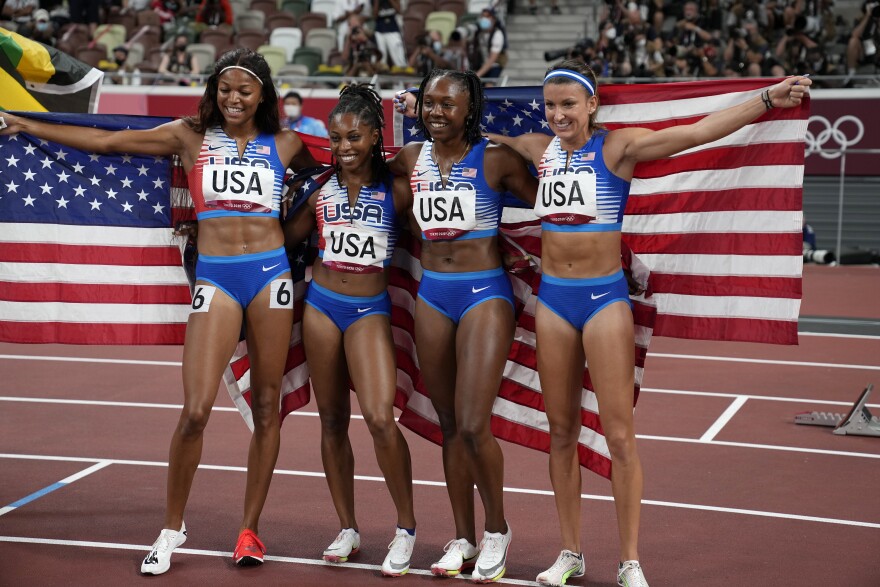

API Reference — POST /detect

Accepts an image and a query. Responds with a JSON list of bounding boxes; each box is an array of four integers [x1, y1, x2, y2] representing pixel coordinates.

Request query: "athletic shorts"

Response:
[[418, 267, 513, 324], [305, 280, 391, 332], [537, 270, 631, 330], [196, 246, 290, 309]]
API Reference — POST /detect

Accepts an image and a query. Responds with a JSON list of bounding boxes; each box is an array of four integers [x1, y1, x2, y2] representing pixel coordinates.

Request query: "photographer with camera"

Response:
[[473, 8, 508, 86], [844, 1, 880, 86], [407, 29, 453, 77], [343, 25, 383, 77]]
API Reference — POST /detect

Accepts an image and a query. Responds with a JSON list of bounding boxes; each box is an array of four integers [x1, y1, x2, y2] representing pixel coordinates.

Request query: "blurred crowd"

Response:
[[2, 0, 878, 87]]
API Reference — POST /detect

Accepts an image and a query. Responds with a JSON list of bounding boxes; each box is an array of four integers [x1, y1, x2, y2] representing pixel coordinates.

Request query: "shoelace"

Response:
[[619, 561, 646, 587], [546, 552, 581, 575], [151, 531, 174, 555], [387, 533, 410, 552], [438, 539, 467, 563]]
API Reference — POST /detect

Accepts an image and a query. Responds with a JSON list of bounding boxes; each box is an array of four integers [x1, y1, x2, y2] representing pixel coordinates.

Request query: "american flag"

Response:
[[0, 113, 190, 344]]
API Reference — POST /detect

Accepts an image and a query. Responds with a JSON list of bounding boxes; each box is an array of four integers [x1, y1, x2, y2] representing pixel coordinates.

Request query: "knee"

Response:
[[362, 410, 397, 444], [604, 427, 637, 466], [458, 420, 491, 453], [178, 407, 211, 439], [548, 420, 580, 452], [249, 390, 281, 433], [319, 409, 351, 438]]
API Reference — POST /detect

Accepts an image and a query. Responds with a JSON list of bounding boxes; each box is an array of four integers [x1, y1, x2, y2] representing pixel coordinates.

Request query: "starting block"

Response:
[[795, 384, 880, 437]]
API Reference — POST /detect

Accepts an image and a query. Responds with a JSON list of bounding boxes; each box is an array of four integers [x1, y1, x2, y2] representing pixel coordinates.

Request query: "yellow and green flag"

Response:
[[1, 27, 103, 113]]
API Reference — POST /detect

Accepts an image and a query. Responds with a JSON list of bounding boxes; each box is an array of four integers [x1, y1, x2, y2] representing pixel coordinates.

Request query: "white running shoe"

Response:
[[141, 522, 187, 575], [618, 560, 649, 587], [430, 538, 479, 577], [322, 528, 360, 563], [381, 528, 416, 577], [536, 550, 585, 586], [471, 524, 512, 583]]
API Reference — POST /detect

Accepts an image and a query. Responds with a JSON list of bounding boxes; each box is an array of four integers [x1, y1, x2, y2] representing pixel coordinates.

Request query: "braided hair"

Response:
[[414, 69, 485, 146], [328, 83, 388, 184], [544, 59, 603, 134]]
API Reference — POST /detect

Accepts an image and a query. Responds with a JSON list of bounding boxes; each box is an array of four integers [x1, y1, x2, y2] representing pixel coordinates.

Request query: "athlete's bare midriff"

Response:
[[195, 216, 284, 256], [541, 230, 622, 278], [420, 235, 503, 273]]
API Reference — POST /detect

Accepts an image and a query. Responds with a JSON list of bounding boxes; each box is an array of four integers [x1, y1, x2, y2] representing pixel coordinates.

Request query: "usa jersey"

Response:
[[316, 174, 398, 274], [187, 126, 286, 221], [535, 130, 630, 232], [410, 138, 503, 241]]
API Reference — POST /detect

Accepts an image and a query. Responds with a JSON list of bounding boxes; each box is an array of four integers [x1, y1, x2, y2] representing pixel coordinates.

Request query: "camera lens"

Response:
[[873, 5, 880, 16]]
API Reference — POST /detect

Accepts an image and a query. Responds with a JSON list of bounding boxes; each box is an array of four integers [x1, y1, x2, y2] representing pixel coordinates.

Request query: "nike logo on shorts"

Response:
[[591, 291, 610, 300], [262, 263, 281, 272], [357, 307, 373, 313], [472, 285, 490, 294]]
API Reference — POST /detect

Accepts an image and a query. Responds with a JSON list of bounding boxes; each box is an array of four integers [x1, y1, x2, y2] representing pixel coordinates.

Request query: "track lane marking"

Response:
[[0, 454, 877, 529], [0, 461, 111, 517], [699, 396, 749, 442]]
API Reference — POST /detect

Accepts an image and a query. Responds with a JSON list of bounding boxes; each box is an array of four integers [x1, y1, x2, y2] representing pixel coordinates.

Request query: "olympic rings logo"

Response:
[[805, 115, 865, 159]]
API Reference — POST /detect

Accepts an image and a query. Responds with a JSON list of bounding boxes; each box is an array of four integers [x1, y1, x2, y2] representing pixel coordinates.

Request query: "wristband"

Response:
[[0, 116, 6, 130], [761, 88, 774, 110]]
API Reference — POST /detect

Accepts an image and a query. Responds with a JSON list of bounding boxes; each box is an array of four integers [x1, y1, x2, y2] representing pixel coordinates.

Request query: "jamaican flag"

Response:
[[1, 28, 103, 113]]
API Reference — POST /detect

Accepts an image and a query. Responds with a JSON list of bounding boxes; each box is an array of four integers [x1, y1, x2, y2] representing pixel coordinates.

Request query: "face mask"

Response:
[[284, 105, 301, 119], [36, 22, 49, 31], [432, 40, 443, 52], [478, 17, 491, 30]]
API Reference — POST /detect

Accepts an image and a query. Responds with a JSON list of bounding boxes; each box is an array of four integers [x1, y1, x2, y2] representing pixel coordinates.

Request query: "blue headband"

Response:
[[543, 70, 595, 96]]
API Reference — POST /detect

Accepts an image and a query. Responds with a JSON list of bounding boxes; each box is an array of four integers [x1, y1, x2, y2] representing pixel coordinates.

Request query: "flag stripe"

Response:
[[625, 188, 802, 215], [623, 211, 802, 236], [0, 321, 186, 344], [623, 233, 803, 255], [0, 243, 184, 266], [0, 281, 191, 304]]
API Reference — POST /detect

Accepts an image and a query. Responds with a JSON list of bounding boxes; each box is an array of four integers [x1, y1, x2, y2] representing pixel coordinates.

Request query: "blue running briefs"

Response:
[[196, 246, 290, 308], [418, 267, 513, 323], [305, 281, 391, 332], [537, 270, 631, 330]]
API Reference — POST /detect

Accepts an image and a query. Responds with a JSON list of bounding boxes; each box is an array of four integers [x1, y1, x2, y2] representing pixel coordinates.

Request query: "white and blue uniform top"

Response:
[[410, 138, 504, 241], [187, 125, 286, 221], [535, 130, 630, 232], [315, 173, 399, 274]]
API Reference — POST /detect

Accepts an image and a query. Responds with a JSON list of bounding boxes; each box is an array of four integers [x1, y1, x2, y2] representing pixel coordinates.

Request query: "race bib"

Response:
[[190, 285, 216, 313], [534, 172, 597, 225], [269, 279, 294, 309], [321, 225, 388, 273], [202, 164, 275, 211], [414, 187, 477, 240]]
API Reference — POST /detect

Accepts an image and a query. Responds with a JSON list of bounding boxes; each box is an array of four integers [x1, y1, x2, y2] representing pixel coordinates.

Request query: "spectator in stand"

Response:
[[674, 1, 714, 50], [283, 91, 329, 137], [105, 45, 135, 84], [372, 0, 406, 69], [844, 1, 880, 86], [407, 30, 453, 77], [474, 8, 507, 85], [343, 24, 383, 77], [444, 29, 470, 71], [27, 8, 55, 43], [152, 0, 188, 34], [528, 0, 560, 15], [195, 0, 233, 27], [122, 0, 152, 13], [159, 33, 200, 84], [616, 2, 661, 78], [2, 0, 38, 32], [334, 0, 367, 51]]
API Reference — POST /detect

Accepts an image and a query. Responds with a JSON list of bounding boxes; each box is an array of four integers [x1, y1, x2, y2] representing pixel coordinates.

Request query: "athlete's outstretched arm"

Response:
[[487, 142, 539, 206], [0, 112, 191, 158]]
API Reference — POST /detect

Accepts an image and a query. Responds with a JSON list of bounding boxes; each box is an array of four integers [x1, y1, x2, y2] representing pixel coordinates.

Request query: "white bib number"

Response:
[[535, 173, 597, 223], [202, 164, 275, 209], [190, 285, 216, 313], [270, 279, 294, 309], [415, 188, 477, 240], [322, 225, 388, 273]]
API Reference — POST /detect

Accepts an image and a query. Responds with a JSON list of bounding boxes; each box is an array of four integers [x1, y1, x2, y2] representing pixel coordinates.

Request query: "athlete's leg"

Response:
[[238, 272, 295, 533], [345, 314, 415, 529], [582, 301, 641, 562], [303, 304, 357, 529], [535, 301, 587, 553], [453, 299, 515, 533], [415, 298, 475, 544], [164, 283, 243, 530]]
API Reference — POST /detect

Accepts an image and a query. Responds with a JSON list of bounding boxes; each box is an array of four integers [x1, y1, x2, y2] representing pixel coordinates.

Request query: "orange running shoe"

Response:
[[233, 529, 266, 566]]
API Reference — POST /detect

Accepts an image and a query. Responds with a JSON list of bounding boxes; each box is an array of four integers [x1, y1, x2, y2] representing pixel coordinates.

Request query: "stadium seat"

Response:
[[304, 27, 337, 62], [297, 12, 329, 41], [405, 0, 436, 19], [309, 0, 337, 26], [107, 11, 137, 39], [200, 28, 233, 56], [269, 27, 303, 62], [425, 11, 457, 43], [228, 0, 250, 18], [135, 9, 161, 28], [276, 63, 310, 77], [94, 24, 127, 58], [467, 0, 493, 14], [235, 10, 266, 32], [292, 46, 323, 74], [266, 11, 298, 33], [235, 30, 269, 51], [250, 0, 278, 17], [281, 0, 310, 18], [126, 42, 145, 67], [187, 43, 217, 73], [257, 44, 287, 75], [436, 0, 467, 17], [132, 26, 162, 54], [76, 44, 108, 68], [403, 15, 426, 54]]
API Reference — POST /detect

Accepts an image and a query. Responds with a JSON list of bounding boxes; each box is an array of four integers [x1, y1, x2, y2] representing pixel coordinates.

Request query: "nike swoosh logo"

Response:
[[357, 307, 373, 313], [416, 169, 429, 176], [207, 145, 223, 151], [591, 291, 610, 300], [472, 286, 490, 294], [262, 263, 281, 272]]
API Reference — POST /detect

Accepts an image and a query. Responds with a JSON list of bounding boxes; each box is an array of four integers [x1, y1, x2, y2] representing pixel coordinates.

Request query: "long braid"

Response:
[[415, 69, 485, 146], [329, 83, 388, 184]]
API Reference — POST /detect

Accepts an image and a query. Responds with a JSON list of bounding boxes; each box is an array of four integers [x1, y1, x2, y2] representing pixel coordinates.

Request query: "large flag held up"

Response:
[[0, 29, 103, 113]]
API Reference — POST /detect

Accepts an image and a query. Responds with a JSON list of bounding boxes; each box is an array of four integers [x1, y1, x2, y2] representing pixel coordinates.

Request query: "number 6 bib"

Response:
[[415, 187, 477, 240]]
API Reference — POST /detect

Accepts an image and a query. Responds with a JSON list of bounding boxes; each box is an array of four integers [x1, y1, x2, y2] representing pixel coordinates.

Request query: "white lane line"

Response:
[[798, 332, 880, 341], [647, 353, 880, 371], [639, 387, 880, 407], [0, 536, 536, 584], [700, 396, 749, 442], [0, 461, 111, 517], [3, 352, 878, 370], [639, 435, 880, 459], [1, 453, 877, 529]]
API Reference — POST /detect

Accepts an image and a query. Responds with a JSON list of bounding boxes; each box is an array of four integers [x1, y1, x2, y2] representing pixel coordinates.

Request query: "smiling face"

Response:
[[329, 112, 378, 174], [543, 81, 597, 150], [216, 68, 263, 127], [420, 76, 471, 142]]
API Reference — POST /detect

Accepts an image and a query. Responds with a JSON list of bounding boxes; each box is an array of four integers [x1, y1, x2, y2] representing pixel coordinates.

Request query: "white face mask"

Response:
[[284, 105, 301, 119]]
